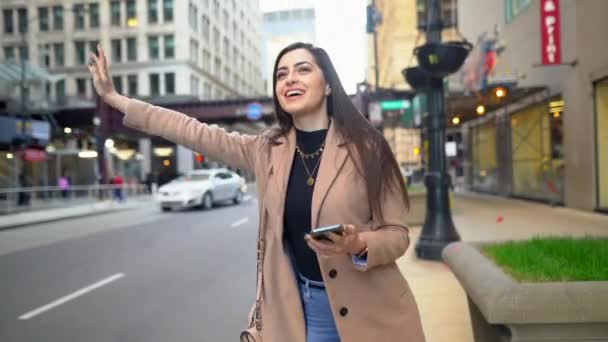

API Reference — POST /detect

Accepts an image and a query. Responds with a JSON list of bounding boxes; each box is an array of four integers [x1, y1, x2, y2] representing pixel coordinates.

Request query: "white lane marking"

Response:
[[231, 217, 249, 228], [243, 195, 252, 202], [19, 273, 125, 320]]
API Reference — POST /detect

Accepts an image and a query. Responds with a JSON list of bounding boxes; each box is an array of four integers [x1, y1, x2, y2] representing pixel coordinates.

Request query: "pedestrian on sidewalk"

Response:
[[88, 42, 425, 342], [110, 174, 124, 202], [58, 170, 71, 199]]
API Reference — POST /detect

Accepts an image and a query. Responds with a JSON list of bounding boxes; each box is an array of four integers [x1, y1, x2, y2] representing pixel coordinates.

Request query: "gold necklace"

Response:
[[296, 143, 325, 186]]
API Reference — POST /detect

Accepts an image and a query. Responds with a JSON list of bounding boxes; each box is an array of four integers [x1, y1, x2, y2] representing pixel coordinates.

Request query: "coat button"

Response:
[[339, 307, 348, 317], [329, 269, 337, 278]]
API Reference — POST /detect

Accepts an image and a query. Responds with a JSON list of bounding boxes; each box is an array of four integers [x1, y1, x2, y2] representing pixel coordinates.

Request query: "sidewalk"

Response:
[[0, 196, 153, 230], [398, 192, 608, 342]]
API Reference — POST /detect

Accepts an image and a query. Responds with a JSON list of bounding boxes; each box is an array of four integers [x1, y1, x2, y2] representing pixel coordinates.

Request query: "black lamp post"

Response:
[[410, 0, 470, 260]]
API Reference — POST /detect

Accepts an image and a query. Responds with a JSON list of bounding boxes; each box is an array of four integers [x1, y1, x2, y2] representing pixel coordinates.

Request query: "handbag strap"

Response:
[[252, 209, 266, 330]]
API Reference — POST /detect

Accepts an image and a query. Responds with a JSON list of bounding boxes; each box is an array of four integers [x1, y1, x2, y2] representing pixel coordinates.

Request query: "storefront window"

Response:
[[511, 101, 563, 203], [595, 78, 608, 210], [472, 122, 497, 193]]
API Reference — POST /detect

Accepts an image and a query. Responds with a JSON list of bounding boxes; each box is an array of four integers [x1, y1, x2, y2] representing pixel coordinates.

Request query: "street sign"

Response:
[[380, 100, 411, 111]]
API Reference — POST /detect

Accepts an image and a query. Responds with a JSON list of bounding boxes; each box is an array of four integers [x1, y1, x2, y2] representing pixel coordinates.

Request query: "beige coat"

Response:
[[123, 99, 426, 342]]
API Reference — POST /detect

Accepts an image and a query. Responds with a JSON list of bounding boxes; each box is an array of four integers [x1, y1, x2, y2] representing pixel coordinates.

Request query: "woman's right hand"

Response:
[[88, 44, 116, 99]]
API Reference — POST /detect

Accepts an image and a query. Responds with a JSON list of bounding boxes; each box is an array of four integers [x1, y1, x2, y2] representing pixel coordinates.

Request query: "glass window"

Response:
[[126, 0, 136, 25], [112, 39, 122, 62], [190, 75, 199, 96], [190, 39, 198, 64], [89, 3, 100, 28], [163, 0, 173, 22], [3, 10, 13, 34], [214, 57, 221, 77], [213, 0, 219, 18], [223, 37, 229, 61], [89, 41, 99, 55], [53, 6, 63, 30], [223, 10, 229, 30], [75, 41, 86, 65], [202, 15, 210, 41], [505, 0, 531, 23], [4, 46, 15, 60], [148, 0, 158, 23], [165, 73, 175, 94], [74, 4, 85, 29], [53, 43, 64, 66], [40, 44, 51, 67], [18, 8, 28, 33], [56, 79, 65, 102], [76, 78, 87, 96], [150, 73, 160, 95], [19, 45, 29, 61], [213, 27, 220, 52], [127, 74, 138, 96], [112, 76, 123, 94], [148, 36, 159, 59], [127, 38, 137, 61], [596, 78, 608, 209], [38, 7, 50, 31], [111, 0, 121, 26], [203, 50, 211, 71], [164, 35, 174, 59]]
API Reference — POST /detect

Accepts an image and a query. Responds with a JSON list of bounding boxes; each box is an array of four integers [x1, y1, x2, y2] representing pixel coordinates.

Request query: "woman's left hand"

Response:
[[305, 224, 367, 257]]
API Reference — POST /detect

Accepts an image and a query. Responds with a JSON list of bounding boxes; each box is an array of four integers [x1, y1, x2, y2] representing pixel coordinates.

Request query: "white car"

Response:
[[156, 168, 247, 212]]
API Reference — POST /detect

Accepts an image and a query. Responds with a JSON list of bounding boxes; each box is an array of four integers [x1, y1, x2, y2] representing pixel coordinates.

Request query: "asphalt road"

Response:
[[0, 195, 259, 342]]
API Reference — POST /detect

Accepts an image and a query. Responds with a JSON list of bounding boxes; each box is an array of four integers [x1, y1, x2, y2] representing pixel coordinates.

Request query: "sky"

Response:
[[260, 0, 369, 94]]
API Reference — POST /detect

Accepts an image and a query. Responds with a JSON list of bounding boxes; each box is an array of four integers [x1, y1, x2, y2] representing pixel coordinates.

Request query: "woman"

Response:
[[88, 42, 425, 342]]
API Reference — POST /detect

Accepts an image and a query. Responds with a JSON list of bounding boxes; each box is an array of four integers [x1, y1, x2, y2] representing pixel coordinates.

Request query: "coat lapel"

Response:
[[268, 128, 296, 231], [311, 121, 348, 229]]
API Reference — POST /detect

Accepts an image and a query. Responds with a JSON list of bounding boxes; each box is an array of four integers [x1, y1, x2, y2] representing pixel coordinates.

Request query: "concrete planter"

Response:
[[442, 242, 608, 342], [406, 191, 426, 226]]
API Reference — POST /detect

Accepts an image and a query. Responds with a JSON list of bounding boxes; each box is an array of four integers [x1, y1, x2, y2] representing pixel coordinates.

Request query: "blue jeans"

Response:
[[297, 273, 341, 342]]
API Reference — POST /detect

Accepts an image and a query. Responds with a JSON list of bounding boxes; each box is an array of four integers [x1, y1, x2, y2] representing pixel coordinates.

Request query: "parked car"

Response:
[[156, 168, 247, 212]]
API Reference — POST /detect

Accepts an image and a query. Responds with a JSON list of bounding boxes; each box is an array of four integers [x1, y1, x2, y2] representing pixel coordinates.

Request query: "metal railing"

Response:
[[0, 184, 150, 215]]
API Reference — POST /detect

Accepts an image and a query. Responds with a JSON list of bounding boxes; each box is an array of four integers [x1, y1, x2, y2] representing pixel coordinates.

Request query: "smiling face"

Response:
[[274, 48, 329, 118]]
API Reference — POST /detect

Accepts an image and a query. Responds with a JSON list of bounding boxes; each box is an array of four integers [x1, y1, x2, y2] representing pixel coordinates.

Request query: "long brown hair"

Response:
[[269, 42, 409, 223]]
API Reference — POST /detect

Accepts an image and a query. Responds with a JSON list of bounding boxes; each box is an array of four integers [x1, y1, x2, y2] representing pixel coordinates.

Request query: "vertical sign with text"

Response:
[[541, 0, 561, 65]]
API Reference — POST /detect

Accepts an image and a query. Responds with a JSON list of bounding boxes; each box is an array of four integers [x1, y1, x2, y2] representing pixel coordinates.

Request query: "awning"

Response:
[[0, 59, 65, 84]]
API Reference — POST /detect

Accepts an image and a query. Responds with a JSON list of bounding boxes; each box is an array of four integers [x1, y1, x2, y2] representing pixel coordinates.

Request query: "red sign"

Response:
[[540, 0, 561, 65], [21, 149, 47, 162]]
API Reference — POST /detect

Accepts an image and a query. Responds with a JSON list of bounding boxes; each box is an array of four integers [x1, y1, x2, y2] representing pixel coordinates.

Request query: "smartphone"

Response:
[[310, 224, 344, 241]]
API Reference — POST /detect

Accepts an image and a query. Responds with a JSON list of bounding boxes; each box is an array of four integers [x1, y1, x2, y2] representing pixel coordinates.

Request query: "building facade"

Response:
[[455, 0, 608, 213], [0, 0, 265, 190], [262, 6, 316, 96]]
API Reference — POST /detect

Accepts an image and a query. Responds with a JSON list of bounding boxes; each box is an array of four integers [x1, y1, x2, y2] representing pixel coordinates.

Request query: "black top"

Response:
[[283, 126, 328, 281]]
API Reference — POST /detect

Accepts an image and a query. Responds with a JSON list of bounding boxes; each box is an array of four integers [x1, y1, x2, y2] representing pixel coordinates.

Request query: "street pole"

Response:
[[372, 0, 380, 91], [415, 0, 460, 260]]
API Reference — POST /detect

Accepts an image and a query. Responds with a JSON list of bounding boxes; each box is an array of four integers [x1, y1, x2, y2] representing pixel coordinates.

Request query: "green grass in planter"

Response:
[[481, 236, 608, 282]]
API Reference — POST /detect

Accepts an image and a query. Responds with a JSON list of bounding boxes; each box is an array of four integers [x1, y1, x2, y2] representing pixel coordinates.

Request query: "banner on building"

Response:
[[540, 0, 561, 65]]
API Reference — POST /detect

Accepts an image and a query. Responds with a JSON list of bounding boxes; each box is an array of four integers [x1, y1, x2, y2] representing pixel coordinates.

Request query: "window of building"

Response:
[[3, 10, 13, 34], [75, 41, 86, 64], [111, 39, 122, 62], [53, 6, 63, 30], [233, 47, 238, 69], [224, 67, 230, 83], [165, 73, 175, 94], [164, 35, 174, 59], [89, 40, 99, 55], [203, 50, 211, 71], [148, 0, 158, 23], [38, 7, 50, 31], [127, 74, 138, 96], [223, 37, 230, 60], [89, 3, 99, 28], [112, 76, 123, 94], [596, 78, 608, 210], [111, 0, 121, 26], [163, 0, 173, 22], [213, 27, 220, 52], [223, 10, 229, 30], [127, 38, 137, 61], [213, 0, 219, 18], [19, 45, 29, 61], [190, 75, 199, 96], [53, 43, 64, 66], [73, 3, 85, 29], [215, 57, 221, 77], [76, 78, 87, 96], [202, 15, 210, 41], [126, 0, 136, 26], [204, 82, 211, 100], [148, 36, 159, 59], [17, 8, 28, 33], [505, 0, 531, 23], [150, 73, 160, 95], [3, 46, 15, 60], [40, 44, 51, 67], [190, 39, 198, 64], [56, 79, 65, 102]]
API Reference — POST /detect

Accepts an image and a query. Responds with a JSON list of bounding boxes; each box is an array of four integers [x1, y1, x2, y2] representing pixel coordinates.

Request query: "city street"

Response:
[[0, 195, 258, 342]]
